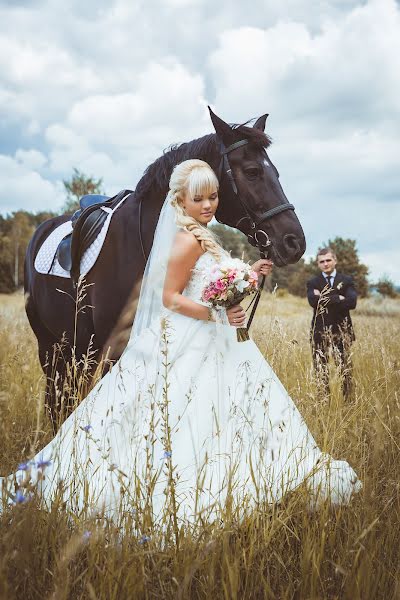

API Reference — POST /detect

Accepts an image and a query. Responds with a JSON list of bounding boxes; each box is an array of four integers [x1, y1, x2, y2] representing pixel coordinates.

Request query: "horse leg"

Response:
[[25, 292, 70, 431], [39, 340, 66, 433]]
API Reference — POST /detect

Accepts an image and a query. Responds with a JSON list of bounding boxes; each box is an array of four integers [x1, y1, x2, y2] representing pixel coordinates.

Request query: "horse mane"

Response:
[[135, 123, 272, 199]]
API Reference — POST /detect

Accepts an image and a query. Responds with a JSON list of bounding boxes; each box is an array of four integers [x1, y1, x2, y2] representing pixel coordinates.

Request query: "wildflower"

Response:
[[83, 424, 92, 433], [139, 534, 151, 544], [82, 530, 92, 543], [36, 457, 52, 469], [17, 462, 30, 471], [162, 450, 172, 460], [14, 490, 28, 504], [108, 463, 118, 471]]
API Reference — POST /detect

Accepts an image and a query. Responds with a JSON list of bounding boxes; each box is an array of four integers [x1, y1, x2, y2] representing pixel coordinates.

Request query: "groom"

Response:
[[306, 247, 357, 399]]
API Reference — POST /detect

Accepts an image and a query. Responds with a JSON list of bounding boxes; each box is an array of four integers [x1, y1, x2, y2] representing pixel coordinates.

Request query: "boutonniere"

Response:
[[337, 281, 343, 290]]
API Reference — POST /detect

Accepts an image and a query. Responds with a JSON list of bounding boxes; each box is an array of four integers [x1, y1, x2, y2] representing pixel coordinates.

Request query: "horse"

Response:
[[24, 108, 306, 429]]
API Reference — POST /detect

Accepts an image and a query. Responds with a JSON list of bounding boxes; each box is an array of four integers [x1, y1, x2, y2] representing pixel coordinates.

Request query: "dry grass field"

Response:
[[0, 290, 399, 599]]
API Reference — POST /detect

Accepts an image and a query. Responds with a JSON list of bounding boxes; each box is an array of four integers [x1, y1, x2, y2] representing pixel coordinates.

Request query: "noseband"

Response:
[[217, 139, 295, 252]]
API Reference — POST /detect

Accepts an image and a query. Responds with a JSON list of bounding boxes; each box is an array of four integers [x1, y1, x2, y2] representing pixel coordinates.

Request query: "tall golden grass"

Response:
[[0, 290, 399, 599]]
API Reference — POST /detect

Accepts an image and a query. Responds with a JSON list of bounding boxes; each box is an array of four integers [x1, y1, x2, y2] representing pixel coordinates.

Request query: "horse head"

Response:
[[209, 108, 306, 266]]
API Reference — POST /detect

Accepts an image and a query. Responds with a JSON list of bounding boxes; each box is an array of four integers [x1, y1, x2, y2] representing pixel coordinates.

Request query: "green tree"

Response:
[[62, 168, 103, 214], [0, 235, 13, 293], [0, 211, 56, 293], [210, 224, 260, 262], [28, 210, 58, 227], [317, 237, 369, 297], [375, 275, 397, 298], [270, 259, 315, 297], [0, 211, 35, 291]]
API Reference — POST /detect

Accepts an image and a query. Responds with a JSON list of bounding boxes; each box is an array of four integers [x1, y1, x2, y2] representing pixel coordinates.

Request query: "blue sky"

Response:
[[0, 0, 399, 282]]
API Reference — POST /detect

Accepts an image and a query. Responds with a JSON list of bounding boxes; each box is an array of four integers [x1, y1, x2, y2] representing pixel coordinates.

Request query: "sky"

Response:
[[0, 0, 399, 283]]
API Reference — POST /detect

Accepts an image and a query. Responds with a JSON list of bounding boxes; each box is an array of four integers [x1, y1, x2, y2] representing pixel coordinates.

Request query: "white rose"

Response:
[[236, 280, 250, 293]]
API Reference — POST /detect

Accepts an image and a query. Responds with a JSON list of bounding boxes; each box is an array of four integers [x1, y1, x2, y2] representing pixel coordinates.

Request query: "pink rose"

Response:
[[215, 279, 227, 291], [248, 271, 259, 286]]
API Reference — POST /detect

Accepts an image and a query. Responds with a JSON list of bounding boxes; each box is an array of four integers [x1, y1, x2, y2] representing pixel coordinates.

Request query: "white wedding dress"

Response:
[[1, 250, 361, 523]]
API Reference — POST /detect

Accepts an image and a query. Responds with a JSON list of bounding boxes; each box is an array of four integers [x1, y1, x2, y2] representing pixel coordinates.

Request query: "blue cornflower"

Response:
[[82, 530, 92, 542], [14, 490, 27, 504], [83, 424, 92, 433], [162, 450, 172, 459], [36, 457, 52, 469], [139, 534, 151, 544], [17, 462, 30, 471]]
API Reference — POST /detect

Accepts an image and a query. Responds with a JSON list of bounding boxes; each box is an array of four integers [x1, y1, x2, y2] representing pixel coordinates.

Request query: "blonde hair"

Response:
[[168, 159, 222, 259]]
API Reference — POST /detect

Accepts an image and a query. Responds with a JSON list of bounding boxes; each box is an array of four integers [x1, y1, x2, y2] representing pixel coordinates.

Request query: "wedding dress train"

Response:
[[1, 252, 361, 523]]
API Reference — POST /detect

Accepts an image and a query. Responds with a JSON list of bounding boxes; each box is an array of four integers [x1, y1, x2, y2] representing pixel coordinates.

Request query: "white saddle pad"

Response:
[[34, 195, 129, 279]]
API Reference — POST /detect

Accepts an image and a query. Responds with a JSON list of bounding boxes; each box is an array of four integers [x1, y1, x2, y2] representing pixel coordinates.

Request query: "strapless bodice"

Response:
[[182, 251, 218, 305]]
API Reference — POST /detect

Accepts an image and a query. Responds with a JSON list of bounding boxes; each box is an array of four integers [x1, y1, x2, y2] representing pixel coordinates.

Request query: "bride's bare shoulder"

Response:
[[172, 230, 203, 259]]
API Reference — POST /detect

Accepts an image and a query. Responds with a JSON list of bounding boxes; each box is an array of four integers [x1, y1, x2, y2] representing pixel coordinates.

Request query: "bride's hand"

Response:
[[252, 258, 273, 276], [226, 304, 246, 327]]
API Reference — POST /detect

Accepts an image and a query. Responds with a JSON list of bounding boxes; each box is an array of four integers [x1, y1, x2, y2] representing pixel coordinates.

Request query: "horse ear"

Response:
[[253, 114, 269, 131], [208, 106, 234, 144]]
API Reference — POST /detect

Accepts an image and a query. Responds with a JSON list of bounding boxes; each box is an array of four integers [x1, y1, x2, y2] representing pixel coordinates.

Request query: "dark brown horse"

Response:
[[24, 108, 306, 428]]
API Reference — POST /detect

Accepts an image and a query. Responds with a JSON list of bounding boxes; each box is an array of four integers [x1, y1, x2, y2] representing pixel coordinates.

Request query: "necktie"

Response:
[[326, 275, 332, 287]]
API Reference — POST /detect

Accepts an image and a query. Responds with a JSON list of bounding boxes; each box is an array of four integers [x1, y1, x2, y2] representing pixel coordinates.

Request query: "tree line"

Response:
[[0, 170, 396, 297]]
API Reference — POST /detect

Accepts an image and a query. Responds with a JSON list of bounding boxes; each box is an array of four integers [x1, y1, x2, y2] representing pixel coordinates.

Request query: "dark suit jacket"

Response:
[[306, 272, 357, 343]]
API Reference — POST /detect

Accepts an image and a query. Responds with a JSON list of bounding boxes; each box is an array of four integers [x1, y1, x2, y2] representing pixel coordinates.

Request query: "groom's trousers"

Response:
[[312, 328, 353, 399]]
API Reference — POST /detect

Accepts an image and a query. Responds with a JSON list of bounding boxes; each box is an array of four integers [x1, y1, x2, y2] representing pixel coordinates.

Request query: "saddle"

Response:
[[56, 190, 133, 286]]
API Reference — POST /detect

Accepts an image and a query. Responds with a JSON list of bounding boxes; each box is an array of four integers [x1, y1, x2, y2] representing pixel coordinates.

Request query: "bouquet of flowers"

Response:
[[201, 258, 259, 342]]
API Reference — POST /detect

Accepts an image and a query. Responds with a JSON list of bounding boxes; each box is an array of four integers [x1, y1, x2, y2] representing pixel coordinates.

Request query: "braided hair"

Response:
[[169, 159, 223, 259]]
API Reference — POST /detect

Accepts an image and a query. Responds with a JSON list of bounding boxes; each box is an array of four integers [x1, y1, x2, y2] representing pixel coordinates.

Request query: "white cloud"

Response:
[[44, 60, 209, 191], [15, 148, 47, 170], [0, 154, 64, 215], [361, 250, 400, 284], [209, 0, 400, 132], [0, 34, 102, 124], [66, 62, 208, 147]]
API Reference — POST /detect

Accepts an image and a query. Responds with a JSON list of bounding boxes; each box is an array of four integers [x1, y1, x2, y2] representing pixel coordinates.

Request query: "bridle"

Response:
[[217, 137, 296, 330], [217, 138, 295, 253]]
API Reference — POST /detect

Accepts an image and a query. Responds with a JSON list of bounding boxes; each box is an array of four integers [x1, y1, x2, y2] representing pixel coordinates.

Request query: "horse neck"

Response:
[[134, 133, 222, 244], [136, 133, 221, 208]]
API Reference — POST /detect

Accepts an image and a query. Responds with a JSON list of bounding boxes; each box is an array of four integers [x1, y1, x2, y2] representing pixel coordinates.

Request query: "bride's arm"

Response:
[[162, 231, 214, 321], [163, 231, 246, 326]]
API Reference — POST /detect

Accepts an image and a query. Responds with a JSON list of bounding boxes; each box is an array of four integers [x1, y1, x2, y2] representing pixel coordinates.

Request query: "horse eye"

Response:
[[244, 168, 260, 180]]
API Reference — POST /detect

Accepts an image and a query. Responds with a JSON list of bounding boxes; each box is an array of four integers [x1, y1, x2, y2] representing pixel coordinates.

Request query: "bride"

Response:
[[1, 159, 361, 524]]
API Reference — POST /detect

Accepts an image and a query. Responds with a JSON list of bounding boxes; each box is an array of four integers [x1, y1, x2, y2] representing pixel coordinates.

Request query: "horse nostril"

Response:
[[283, 234, 300, 255]]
